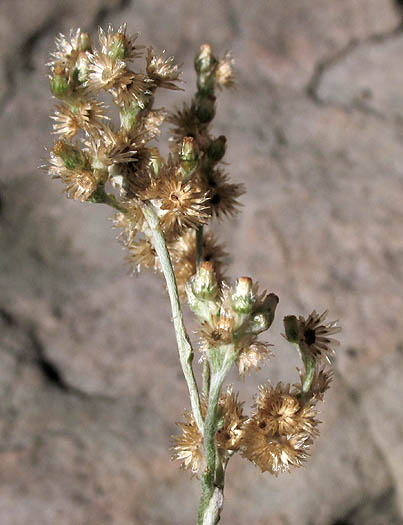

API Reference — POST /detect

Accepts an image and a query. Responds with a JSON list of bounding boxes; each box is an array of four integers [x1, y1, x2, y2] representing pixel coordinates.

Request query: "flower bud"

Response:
[[120, 101, 143, 132], [194, 44, 216, 74], [149, 148, 164, 176], [283, 315, 299, 343], [50, 65, 70, 98], [77, 32, 92, 53], [186, 262, 220, 323], [75, 53, 90, 84], [179, 137, 199, 183], [231, 277, 254, 314], [191, 261, 218, 300], [248, 293, 279, 334], [53, 140, 88, 170], [109, 33, 128, 60], [207, 136, 226, 162]]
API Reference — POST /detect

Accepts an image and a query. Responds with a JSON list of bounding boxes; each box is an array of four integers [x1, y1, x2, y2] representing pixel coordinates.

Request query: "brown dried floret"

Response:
[[199, 301, 236, 349], [168, 102, 209, 147], [144, 165, 209, 236], [146, 47, 183, 90], [113, 200, 144, 245], [237, 339, 273, 377], [49, 29, 92, 69], [49, 156, 99, 201], [86, 50, 134, 92], [126, 238, 160, 272], [241, 419, 312, 475], [297, 310, 341, 363], [172, 389, 246, 475], [296, 366, 334, 402], [215, 52, 236, 90], [84, 126, 150, 167], [111, 72, 154, 108], [172, 409, 204, 476], [52, 99, 108, 138], [215, 388, 247, 452], [98, 24, 143, 62], [170, 230, 228, 297], [253, 383, 319, 436], [48, 142, 102, 201], [204, 168, 245, 218]]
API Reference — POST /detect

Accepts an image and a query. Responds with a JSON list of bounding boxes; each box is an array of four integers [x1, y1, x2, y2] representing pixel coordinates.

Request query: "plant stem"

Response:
[[196, 225, 204, 268], [202, 359, 211, 398], [302, 357, 316, 393], [140, 201, 204, 432], [198, 350, 234, 524]]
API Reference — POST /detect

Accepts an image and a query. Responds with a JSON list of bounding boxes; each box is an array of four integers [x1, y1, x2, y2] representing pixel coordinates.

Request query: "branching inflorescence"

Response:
[[46, 24, 341, 524]]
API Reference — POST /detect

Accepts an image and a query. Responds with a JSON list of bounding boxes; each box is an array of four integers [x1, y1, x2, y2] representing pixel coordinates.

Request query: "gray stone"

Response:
[[1, 0, 403, 523]]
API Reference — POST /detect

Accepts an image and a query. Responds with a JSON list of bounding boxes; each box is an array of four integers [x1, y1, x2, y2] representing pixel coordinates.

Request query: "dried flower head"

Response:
[[297, 310, 341, 362], [215, 52, 235, 90], [215, 388, 247, 452], [170, 230, 228, 296], [296, 366, 334, 402], [144, 165, 209, 236], [241, 420, 312, 475], [146, 48, 182, 90], [126, 238, 159, 272], [168, 101, 207, 145], [204, 168, 245, 218], [113, 200, 144, 245], [49, 29, 92, 69], [173, 389, 245, 475], [51, 100, 108, 138], [98, 24, 142, 62], [86, 50, 133, 92], [254, 383, 319, 436], [49, 140, 102, 201], [172, 409, 204, 475], [237, 339, 272, 376]]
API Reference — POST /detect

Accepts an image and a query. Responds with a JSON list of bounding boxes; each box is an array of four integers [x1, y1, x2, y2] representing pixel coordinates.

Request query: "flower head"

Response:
[[98, 24, 143, 62], [296, 310, 341, 362], [215, 388, 247, 452], [237, 339, 272, 376], [172, 409, 204, 476], [241, 420, 312, 475], [204, 168, 245, 218], [253, 383, 319, 436], [146, 48, 183, 90], [51, 99, 108, 138], [215, 52, 235, 90], [172, 389, 246, 475], [144, 164, 209, 236], [170, 230, 228, 297]]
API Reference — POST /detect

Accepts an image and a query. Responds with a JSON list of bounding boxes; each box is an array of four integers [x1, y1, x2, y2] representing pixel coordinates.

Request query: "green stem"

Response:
[[141, 201, 204, 432], [202, 359, 211, 398], [198, 350, 234, 525], [302, 357, 316, 393], [196, 226, 204, 268]]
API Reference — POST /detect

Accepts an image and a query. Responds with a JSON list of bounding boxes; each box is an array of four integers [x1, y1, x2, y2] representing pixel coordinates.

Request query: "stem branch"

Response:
[[141, 201, 204, 432]]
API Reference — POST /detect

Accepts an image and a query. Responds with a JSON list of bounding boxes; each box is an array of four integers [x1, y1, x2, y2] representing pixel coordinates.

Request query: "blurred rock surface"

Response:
[[1, 1, 403, 523]]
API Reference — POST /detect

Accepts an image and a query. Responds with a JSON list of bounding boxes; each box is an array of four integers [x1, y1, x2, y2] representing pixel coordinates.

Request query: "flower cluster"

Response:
[[46, 26, 342, 520], [186, 265, 278, 376], [47, 26, 242, 297], [173, 262, 339, 476], [172, 388, 246, 475]]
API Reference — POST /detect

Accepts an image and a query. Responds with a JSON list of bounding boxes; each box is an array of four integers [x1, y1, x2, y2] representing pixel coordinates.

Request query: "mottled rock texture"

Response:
[[1, 1, 403, 524]]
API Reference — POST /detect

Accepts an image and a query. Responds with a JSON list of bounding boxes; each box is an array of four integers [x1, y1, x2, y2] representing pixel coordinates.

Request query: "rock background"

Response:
[[1, 1, 403, 523]]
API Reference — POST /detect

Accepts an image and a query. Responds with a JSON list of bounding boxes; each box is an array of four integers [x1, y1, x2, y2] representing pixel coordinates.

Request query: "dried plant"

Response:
[[45, 24, 341, 524]]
